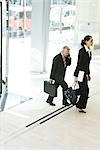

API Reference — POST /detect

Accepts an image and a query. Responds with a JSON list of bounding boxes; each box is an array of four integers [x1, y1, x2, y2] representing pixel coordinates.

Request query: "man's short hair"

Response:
[[63, 46, 70, 50]]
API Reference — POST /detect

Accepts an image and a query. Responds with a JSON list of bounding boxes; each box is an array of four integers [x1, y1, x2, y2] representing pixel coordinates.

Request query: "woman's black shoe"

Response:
[[62, 102, 71, 106], [78, 109, 86, 113]]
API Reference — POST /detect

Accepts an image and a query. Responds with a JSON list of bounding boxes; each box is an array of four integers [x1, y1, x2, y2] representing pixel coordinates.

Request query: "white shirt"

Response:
[[84, 45, 91, 57], [61, 51, 66, 68]]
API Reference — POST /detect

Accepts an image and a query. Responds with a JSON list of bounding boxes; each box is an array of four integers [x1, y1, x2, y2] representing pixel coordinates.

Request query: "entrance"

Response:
[[0, 0, 8, 111], [0, 0, 32, 111]]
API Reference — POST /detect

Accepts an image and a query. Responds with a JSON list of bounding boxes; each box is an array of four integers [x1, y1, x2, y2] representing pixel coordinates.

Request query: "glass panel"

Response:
[[7, 0, 32, 108], [0, 0, 8, 111], [1, 1, 6, 93], [9, 2, 32, 38], [0, 2, 2, 94], [49, 0, 76, 45], [47, 0, 76, 72]]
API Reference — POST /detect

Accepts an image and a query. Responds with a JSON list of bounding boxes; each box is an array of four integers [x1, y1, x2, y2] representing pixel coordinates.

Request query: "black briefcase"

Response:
[[44, 81, 57, 97]]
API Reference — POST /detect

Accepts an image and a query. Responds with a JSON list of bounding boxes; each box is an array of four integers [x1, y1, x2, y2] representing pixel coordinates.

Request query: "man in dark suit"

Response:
[[46, 46, 71, 106]]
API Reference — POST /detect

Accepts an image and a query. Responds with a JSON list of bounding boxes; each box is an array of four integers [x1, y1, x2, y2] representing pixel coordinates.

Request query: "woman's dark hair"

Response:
[[81, 35, 92, 47]]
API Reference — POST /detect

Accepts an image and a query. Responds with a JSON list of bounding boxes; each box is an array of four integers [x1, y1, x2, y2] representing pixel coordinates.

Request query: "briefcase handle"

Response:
[[72, 82, 79, 90], [48, 79, 55, 84]]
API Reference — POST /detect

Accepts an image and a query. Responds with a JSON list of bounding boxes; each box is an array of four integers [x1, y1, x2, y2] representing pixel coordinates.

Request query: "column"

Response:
[[31, 0, 51, 73]]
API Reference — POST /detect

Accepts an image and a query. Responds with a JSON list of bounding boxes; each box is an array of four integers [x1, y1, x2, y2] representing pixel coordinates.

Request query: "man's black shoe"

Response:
[[46, 100, 56, 106], [49, 102, 56, 106]]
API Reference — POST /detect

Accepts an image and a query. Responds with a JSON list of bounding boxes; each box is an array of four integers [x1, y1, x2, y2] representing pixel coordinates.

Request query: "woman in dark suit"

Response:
[[46, 46, 71, 106], [74, 35, 93, 113]]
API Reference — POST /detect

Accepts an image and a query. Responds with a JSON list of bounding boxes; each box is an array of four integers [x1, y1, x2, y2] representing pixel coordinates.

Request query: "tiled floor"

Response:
[[0, 48, 100, 150]]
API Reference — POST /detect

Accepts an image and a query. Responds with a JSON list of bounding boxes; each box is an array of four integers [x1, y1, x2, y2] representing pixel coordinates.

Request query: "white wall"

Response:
[[75, 0, 100, 47]]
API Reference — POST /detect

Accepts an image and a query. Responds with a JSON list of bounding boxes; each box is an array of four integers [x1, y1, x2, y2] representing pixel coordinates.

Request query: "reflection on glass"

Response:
[[49, 0, 76, 44], [50, 5, 76, 31], [9, 1, 32, 38], [8, 0, 32, 103]]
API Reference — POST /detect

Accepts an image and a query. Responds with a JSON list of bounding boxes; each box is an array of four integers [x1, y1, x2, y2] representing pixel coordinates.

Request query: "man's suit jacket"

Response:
[[74, 47, 92, 77], [50, 53, 71, 82]]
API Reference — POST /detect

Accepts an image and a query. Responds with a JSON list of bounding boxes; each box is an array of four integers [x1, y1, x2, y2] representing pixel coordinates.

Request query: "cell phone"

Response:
[[67, 54, 70, 57]]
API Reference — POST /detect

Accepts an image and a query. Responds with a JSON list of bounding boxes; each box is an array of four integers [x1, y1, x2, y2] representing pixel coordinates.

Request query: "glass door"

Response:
[[0, 1, 2, 94], [0, 0, 8, 111], [0, 0, 32, 111], [6, 0, 32, 109]]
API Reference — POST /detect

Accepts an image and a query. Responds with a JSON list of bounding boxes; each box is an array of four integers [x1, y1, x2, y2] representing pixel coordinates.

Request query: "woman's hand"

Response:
[[86, 74, 91, 81], [74, 76, 78, 82]]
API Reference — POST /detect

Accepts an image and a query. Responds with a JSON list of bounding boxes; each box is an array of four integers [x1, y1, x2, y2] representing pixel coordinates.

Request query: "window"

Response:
[[26, 11, 31, 19]]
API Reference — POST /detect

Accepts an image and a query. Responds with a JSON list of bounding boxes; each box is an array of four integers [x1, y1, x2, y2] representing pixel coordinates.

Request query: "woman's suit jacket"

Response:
[[50, 53, 71, 82], [74, 47, 92, 77]]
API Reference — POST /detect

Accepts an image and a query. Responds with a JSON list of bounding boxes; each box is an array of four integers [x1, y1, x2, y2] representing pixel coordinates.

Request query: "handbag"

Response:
[[64, 86, 77, 105], [44, 81, 57, 97]]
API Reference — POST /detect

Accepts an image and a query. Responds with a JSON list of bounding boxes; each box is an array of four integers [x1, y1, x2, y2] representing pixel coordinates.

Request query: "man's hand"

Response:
[[49, 79, 55, 84], [67, 52, 71, 58]]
